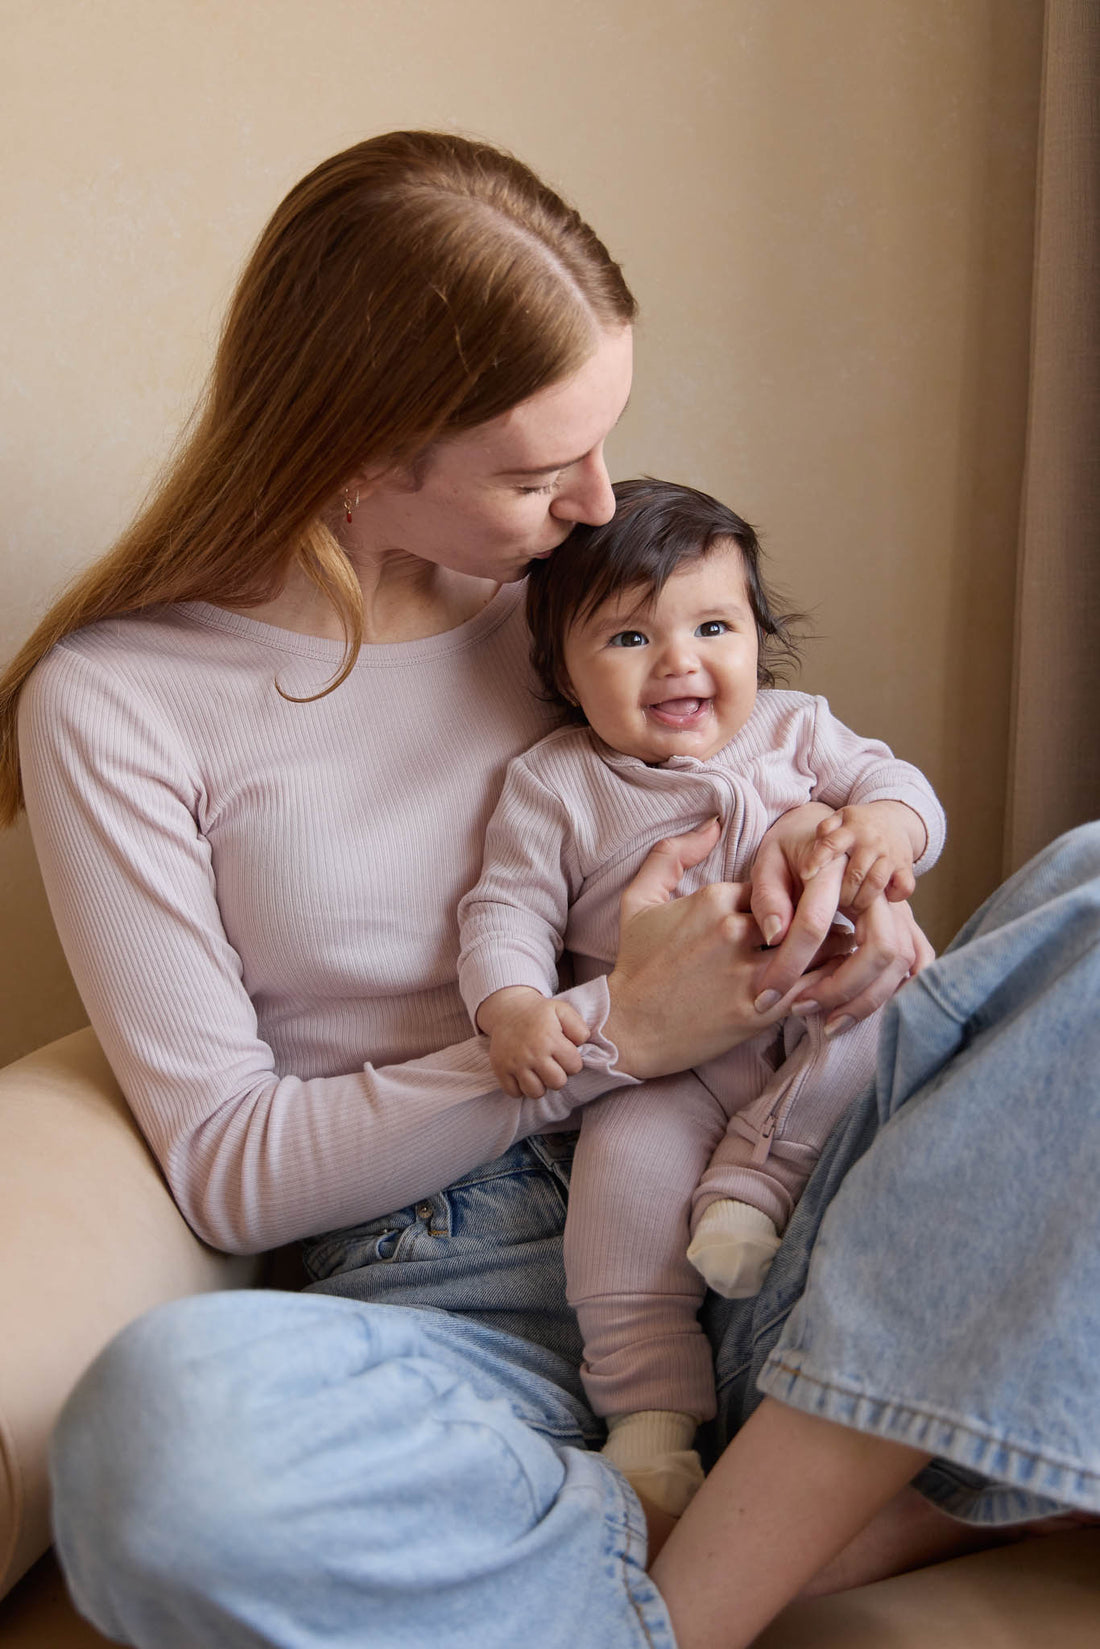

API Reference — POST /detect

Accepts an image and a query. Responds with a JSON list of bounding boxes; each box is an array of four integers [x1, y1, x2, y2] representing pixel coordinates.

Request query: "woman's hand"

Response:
[[603, 820, 841, 1080], [751, 808, 934, 1037], [603, 812, 936, 1078], [780, 883, 934, 1036]]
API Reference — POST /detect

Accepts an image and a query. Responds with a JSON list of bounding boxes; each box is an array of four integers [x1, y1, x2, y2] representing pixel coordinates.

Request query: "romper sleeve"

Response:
[[456, 754, 577, 1024], [805, 697, 947, 872], [18, 649, 634, 1255]]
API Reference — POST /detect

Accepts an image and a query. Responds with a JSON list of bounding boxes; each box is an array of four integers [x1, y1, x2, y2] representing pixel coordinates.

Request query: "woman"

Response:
[[2, 132, 1096, 1649]]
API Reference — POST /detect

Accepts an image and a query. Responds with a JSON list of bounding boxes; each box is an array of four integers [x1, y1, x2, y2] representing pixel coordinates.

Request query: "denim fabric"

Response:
[[51, 1293, 673, 1649], [300, 1131, 588, 1380], [49, 825, 1100, 1646], [753, 823, 1100, 1522]]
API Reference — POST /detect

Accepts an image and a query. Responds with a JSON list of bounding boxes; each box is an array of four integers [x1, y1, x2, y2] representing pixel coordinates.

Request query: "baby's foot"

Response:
[[603, 1409, 704, 1517], [687, 1199, 781, 1297]]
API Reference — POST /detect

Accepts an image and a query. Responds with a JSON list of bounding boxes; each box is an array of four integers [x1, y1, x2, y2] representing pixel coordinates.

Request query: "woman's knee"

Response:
[[50, 1293, 297, 1589], [50, 1289, 575, 1596], [959, 820, 1100, 946]]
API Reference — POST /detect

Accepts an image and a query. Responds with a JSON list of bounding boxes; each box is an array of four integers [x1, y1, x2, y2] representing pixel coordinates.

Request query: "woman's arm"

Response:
[[19, 651, 627, 1255], [20, 652, 918, 1251]]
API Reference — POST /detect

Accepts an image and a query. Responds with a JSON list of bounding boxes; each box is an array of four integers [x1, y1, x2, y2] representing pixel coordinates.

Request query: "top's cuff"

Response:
[[517, 974, 640, 1132]]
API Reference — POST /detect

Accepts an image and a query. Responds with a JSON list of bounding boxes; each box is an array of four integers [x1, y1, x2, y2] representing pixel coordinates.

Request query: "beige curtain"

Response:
[[1005, 0, 1100, 873]]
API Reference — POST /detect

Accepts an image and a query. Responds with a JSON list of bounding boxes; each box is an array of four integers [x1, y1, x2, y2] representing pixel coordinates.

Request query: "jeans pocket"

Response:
[[299, 1137, 578, 1287], [300, 1206, 426, 1282]]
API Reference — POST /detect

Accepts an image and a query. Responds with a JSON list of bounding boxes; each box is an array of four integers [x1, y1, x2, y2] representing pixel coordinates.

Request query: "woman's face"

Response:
[[349, 325, 633, 582]]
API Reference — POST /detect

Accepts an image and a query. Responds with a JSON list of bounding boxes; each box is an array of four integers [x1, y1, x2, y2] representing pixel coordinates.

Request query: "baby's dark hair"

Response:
[[525, 477, 804, 720]]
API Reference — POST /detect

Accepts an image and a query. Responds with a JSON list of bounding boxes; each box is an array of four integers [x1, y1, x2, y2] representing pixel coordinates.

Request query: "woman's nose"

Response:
[[549, 451, 616, 526]]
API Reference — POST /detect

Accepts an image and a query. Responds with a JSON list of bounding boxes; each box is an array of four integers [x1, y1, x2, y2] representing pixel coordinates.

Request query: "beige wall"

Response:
[[1, 0, 1043, 1066]]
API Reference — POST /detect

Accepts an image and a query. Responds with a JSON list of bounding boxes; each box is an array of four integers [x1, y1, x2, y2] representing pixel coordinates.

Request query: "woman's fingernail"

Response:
[[761, 916, 783, 946], [791, 999, 820, 1017], [824, 1015, 855, 1039], [754, 990, 781, 1013]]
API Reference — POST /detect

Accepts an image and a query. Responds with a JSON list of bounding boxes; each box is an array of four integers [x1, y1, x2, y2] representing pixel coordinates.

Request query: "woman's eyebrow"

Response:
[[502, 455, 586, 477], [499, 396, 633, 477]]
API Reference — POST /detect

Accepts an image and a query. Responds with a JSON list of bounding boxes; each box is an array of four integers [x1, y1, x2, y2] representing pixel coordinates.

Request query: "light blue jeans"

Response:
[[50, 826, 1100, 1647]]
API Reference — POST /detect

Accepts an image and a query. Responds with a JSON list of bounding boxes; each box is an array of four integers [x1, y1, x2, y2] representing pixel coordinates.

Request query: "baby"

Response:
[[457, 479, 945, 1517]]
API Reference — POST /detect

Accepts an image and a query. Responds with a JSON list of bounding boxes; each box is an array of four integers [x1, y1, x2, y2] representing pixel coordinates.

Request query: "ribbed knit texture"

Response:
[[19, 588, 632, 1254], [458, 700, 944, 1420], [457, 695, 945, 1017]]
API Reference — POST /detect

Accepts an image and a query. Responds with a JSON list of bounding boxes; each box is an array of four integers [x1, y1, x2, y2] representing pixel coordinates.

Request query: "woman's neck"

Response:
[[224, 552, 500, 644]]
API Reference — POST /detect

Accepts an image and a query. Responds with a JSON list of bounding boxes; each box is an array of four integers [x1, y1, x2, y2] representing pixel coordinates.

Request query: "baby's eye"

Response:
[[696, 620, 730, 638], [608, 630, 648, 649]]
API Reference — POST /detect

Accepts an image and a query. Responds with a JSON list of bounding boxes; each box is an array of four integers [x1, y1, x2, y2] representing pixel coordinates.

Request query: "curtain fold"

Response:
[[1005, 0, 1100, 873]]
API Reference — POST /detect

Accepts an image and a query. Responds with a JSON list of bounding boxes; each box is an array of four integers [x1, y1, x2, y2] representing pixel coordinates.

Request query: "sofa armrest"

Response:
[[0, 1027, 257, 1599]]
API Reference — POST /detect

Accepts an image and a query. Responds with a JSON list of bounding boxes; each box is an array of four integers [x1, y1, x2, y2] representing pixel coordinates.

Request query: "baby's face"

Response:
[[561, 540, 759, 764]]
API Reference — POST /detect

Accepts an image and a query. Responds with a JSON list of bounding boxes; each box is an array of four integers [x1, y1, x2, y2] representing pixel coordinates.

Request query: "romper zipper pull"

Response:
[[751, 1113, 777, 1165]]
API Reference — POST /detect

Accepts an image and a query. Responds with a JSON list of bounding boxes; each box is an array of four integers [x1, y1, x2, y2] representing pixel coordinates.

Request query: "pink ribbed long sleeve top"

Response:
[[19, 587, 631, 1254]]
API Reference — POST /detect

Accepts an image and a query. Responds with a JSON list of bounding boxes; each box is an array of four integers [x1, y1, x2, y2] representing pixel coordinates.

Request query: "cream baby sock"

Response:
[[687, 1199, 782, 1297], [602, 1409, 704, 1517]]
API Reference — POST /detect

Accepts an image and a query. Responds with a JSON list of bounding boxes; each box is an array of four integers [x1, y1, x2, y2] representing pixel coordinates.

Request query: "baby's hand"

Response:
[[476, 986, 589, 1100], [801, 801, 926, 912]]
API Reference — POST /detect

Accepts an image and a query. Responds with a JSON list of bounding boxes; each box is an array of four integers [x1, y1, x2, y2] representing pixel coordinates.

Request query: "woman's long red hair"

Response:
[[0, 130, 635, 824]]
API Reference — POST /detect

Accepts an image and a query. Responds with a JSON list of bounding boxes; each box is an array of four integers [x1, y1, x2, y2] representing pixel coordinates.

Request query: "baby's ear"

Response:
[[556, 667, 579, 707]]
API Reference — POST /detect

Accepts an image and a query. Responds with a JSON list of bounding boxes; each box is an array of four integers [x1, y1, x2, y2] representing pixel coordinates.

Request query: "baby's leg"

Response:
[[565, 1073, 728, 1514], [688, 1013, 880, 1297]]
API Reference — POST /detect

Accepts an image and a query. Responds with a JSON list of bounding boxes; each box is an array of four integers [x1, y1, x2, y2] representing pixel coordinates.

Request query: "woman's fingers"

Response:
[[905, 909, 936, 974], [756, 876, 933, 1029], [750, 803, 835, 947], [794, 900, 933, 1032], [619, 818, 721, 923], [753, 858, 849, 1006], [749, 835, 798, 949]]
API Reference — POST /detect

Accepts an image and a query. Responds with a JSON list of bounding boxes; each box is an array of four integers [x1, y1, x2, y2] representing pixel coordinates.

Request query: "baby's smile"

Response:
[[562, 543, 760, 764]]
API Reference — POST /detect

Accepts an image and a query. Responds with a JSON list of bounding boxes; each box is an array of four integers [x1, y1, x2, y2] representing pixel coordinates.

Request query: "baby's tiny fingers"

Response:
[[553, 1039, 585, 1077], [557, 1004, 591, 1045], [533, 1054, 574, 1092], [842, 853, 891, 910], [885, 866, 917, 902]]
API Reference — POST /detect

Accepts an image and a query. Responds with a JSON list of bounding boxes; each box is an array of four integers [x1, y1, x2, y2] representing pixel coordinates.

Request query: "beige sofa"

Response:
[[2, 1028, 1097, 1646]]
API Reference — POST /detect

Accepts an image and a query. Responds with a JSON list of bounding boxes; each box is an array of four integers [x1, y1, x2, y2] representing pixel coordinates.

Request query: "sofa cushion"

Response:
[[0, 1028, 253, 1597]]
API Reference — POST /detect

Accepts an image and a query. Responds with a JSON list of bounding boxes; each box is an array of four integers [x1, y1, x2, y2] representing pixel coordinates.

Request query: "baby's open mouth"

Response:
[[646, 697, 709, 726]]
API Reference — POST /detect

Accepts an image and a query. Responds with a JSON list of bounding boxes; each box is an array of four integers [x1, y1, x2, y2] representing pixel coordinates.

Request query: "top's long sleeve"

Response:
[[19, 592, 631, 1253]]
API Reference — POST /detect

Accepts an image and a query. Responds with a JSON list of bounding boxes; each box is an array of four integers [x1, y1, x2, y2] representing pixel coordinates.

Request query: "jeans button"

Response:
[[415, 1201, 433, 1221]]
